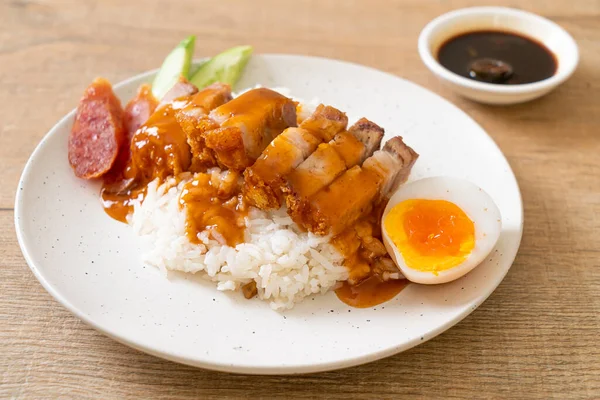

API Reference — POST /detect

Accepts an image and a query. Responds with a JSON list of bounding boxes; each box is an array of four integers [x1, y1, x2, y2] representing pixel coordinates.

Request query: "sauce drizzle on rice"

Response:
[[331, 204, 408, 307], [180, 170, 248, 247], [131, 173, 349, 310]]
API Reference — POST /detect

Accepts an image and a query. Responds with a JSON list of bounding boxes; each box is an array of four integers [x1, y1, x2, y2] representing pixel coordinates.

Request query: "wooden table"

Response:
[[2, 0, 599, 398]]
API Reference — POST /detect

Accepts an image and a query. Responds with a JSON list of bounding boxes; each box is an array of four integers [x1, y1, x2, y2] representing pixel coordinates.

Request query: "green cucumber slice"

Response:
[[189, 45, 253, 89], [187, 60, 206, 79], [152, 35, 196, 99]]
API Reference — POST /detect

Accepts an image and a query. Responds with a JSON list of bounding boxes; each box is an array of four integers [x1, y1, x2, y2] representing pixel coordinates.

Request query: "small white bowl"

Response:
[[418, 7, 579, 105]]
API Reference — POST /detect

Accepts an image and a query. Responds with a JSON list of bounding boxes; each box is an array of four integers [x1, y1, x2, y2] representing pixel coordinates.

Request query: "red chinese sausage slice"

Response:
[[124, 83, 158, 139], [102, 83, 159, 187], [68, 78, 125, 179]]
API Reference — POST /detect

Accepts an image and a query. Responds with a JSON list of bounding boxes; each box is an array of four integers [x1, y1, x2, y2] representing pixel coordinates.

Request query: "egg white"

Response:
[[382, 177, 502, 284]]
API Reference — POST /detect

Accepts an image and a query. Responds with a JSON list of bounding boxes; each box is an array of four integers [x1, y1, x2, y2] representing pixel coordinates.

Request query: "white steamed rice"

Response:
[[130, 176, 348, 310]]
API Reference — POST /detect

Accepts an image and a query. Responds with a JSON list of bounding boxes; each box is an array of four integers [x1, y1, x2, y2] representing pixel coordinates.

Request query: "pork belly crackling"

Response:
[[243, 104, 348, 209], [176, 86, 297, 172], [242, 98, 417, 238], [289, 136, 419, 236]]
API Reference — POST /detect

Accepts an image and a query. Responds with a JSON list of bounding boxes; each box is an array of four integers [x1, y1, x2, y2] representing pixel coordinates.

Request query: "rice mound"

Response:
[[129, 88, 349, 310], [130, 176, 349, 310]]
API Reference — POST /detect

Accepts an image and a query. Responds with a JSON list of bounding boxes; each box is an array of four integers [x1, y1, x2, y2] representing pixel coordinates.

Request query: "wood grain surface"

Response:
[[1, 0, 599, 398]]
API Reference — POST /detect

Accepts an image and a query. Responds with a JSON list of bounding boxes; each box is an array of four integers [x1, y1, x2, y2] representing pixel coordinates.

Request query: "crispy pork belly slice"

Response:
[[182, 118, 220, 172], [349, 118, 384, 157], [284, 118, 384, 217], [299, 104, 348, 141], [364, 136, 419, 200], [285, 136, 359, 201], [178, 83, 233, 122], [206, 88, 297, 170], [293, 136, 418, 235], [157, 77, 198, 109], [296, 165, 381, 235], [175, 83, 233, 171], [243, 104, 348, 209], [243, 127, 321, 209]]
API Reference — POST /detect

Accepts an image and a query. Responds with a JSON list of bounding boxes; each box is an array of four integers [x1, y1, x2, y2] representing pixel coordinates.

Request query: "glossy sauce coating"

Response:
[[129, 101, 192, 181], [210, 88, 297, 160], [100, 99, 192, 222], [334, 204, 408, 307], [336, 276, 408, 308], [438, 30, 557, 84], [286, 131, 365, 199], [180, 171, 248, 247], [100, 187, 145, 223]]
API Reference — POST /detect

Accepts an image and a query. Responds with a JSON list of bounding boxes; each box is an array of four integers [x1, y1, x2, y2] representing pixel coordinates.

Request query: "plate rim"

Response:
[[14, 53, 524, 374]]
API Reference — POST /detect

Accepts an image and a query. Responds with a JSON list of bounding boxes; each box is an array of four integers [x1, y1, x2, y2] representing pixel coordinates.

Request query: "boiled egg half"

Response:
[[382, 177, 501, 284]]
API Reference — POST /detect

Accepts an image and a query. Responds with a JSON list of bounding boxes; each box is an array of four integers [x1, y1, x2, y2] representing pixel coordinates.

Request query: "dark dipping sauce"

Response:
[[437, 30, 557, 85]]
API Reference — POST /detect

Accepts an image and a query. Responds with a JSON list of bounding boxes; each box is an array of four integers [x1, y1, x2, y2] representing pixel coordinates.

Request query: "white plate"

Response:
[[15, 54, 523, 374]]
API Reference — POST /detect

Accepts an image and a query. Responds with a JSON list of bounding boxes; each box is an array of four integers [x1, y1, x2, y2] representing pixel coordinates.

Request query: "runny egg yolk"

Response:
[[384, 199, 475, 274]]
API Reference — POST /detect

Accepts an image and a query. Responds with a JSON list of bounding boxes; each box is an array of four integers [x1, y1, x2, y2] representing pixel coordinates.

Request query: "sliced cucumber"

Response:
[[187, 60, 207, 79], [190, 45, 253, 89], [152, 35, 196, 99]]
